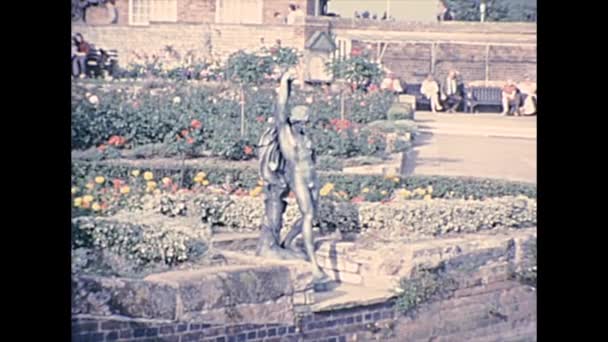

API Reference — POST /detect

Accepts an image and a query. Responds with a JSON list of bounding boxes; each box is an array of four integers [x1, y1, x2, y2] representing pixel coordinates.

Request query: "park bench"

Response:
[[465, 86, 503, 113], [86, 46, 119, 77]]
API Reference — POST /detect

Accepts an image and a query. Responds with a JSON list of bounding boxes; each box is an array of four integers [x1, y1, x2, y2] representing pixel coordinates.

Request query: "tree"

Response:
[[445, 0, 536, 22]]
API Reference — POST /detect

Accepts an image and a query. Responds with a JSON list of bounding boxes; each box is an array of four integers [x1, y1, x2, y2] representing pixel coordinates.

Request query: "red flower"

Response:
[[330, 119, 352, 132], [186, 137, 194, 145], [100, 202, 108, 210], [112, 179, 123, 190], [256, 116, 265, 123], [351, 196, 364, 203], [97, 144, 107, 152], [368, 84, 379, 92], [181, 129, 190, 137], [351, 48, 362, 56], [190, 119, 202, 129], [108, 135, 126, 146], [243, 145, 254, 155]]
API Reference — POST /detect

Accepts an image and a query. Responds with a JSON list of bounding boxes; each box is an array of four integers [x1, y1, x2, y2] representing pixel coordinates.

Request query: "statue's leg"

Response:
[[281, 217, 302, 251], [293, 180, 329, 283], [256, 182, 305, 260]]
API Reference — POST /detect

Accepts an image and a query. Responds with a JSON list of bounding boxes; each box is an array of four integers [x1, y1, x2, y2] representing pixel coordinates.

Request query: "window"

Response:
[[129, 0, 177, 26], [215, 0, 263, 24]]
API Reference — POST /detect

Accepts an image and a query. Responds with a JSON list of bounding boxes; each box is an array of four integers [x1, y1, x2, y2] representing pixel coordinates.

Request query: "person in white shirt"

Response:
[[286, 4, 297, 24], [380, 72, 403, 94], [421, 74, 443, 113], [517, 76, 537, 115], [295, 5, 305, 21]]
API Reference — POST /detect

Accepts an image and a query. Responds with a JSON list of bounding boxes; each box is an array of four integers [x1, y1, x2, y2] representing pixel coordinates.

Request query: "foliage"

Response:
[[396, 265, 459, 315], [325, 54, 384, 89], [387, 103, 415, 121], [445, 0, 536, 22], [224, 50, 274, 85]]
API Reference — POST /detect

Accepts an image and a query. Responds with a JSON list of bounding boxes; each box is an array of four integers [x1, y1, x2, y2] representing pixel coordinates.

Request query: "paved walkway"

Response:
[[344, 112, 537, 183]]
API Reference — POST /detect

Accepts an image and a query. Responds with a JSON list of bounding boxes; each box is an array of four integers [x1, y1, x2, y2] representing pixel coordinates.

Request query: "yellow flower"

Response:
[[153, 189, 161, 195], [427, 185, 433, 193], [91, 202, 102, 211], [381, 190, 388, 195], [319, 183, 335, 196], [250, 186, 263, 197], [362, 187, 370, 193], [131, 169, 141, 177], [257, 179, 264, 186], [413, 188, 426, 196], [392, 176, 400, 183], [202, 180, 210, 186], [85, 182, 94, 190], [162, 177, 172, 186], [143, 171, 154, 181], [423, 194, 432, 201], [83, 195, 94, 203], [398, 189, 411, 198], [146, 181, 157, 190], [95, 176, 105, 184], [195, 172, 207, 180], [120, 186, 130, 194], [71, 187, 79, 195], [73, 197, 83, 207]]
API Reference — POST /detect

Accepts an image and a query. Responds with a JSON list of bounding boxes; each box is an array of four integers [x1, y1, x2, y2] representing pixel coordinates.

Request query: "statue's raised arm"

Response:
[[275, 71, 293, 125]]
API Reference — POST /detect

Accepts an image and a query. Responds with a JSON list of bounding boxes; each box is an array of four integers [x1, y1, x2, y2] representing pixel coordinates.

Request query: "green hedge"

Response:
[[72, 160, 537, 201]]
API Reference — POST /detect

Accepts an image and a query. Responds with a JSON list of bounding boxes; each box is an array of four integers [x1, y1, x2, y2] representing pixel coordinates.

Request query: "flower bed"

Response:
[[72, 161, 537, 208], [72, 81, 401, 160]]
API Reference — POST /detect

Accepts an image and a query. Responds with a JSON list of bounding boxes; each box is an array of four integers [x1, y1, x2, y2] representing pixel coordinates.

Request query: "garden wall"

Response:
[[72, 19, 535, 82]]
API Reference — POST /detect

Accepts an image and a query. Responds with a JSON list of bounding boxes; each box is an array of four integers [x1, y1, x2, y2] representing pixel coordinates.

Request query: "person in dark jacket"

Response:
[[72, 33, 91, 77], [441, 70, 464, 112]]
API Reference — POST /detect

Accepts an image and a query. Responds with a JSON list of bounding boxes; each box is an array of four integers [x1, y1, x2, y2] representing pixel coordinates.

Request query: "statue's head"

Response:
[[290, 105, 310, 123]]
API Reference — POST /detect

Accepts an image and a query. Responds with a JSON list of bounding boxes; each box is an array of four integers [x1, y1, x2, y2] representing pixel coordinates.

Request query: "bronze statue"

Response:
[[256, 70, 330, 287]]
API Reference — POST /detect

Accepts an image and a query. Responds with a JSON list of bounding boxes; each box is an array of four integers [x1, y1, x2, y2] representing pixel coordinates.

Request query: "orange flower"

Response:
[[243, 145, 254, 155], [191, 119, 202, 129]]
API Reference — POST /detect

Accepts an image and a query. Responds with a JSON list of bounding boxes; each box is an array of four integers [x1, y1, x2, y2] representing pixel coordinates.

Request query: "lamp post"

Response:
[[386, 0, 391, 19], [480, 0, 487, 22]]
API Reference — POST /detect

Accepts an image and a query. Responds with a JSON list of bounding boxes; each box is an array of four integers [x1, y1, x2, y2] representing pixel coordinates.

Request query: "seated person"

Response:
[[421, 74, 442, 113], [517, 76, 537, 116], [441, 70, 464, 112], [72, 33, 91, 77], [380, 72, 404, 94], [501, 80, 523, 116]]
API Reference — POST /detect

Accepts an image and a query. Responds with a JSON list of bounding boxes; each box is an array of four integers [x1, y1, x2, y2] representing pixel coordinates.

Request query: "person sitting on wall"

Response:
[[381, 71, 404, 94], [517, 76, 537, 116], [421, 74, 443, 113], [286, 4, 297, 24], [501, 80, 523, 116], [441, 70, 464, 112]]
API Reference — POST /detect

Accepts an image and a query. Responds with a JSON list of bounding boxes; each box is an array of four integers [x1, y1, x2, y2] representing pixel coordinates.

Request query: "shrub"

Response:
[[72, 216, 208, 267], [396, 264, 458, 315], [387, 103, 414, 121]]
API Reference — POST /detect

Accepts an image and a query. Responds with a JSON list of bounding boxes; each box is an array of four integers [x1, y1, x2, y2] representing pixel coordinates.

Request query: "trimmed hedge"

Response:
[[72, 160, 537, 201]]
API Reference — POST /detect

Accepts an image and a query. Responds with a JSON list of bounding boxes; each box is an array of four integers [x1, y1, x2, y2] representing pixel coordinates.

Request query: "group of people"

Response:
[[501, 77, 537, 116], [418, 71, 537, 115], [420, 70, 465, 113], [354, 11, 392, 21]]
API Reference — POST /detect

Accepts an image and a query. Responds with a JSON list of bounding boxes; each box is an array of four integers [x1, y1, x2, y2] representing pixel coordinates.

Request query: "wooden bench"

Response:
[[465, 86, 503, 113], [86, 46, 119, 77]]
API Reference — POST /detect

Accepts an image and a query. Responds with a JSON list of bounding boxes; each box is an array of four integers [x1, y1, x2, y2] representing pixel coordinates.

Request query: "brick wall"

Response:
[[72, 22, 306, 64], [179, 0, 215, 23], [72, 278, 536, 342]]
